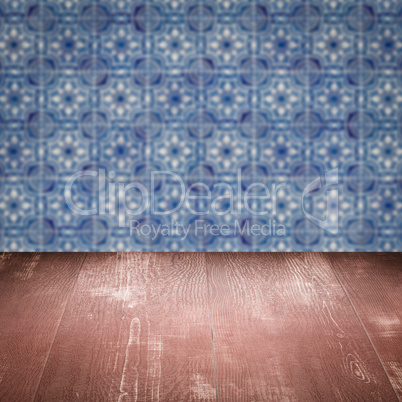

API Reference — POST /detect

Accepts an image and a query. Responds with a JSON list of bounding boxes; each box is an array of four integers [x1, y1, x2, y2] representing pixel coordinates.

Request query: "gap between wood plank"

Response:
[[32, 253, 88, 402], [205, 253, 219, 402], [323, 253, 401, 402]]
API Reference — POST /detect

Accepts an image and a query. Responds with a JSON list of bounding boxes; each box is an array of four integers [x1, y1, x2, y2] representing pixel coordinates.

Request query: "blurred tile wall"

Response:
[[0, 0, 401, 251]]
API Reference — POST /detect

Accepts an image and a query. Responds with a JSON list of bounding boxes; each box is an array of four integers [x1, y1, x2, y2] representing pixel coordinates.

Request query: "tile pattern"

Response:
[[0, 0, 401, 251]]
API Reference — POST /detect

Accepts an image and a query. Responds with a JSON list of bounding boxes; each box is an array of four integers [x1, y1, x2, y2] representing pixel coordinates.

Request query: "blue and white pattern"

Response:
[[0, 0, 402, 251]]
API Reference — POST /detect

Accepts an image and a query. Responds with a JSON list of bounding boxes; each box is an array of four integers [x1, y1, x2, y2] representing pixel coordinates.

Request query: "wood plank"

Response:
[[327, 252, 402, 399], [35, 253, 216, 401], [0, 252, 85, 402], [206, 252, 398, 401]]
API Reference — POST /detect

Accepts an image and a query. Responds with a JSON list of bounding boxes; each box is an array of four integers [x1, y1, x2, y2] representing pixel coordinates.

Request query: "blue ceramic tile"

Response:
[[0, 0, 401, 251]]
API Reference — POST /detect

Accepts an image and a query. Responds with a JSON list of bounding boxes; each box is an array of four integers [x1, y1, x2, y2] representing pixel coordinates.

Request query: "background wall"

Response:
[[0, 0, 401, 251]]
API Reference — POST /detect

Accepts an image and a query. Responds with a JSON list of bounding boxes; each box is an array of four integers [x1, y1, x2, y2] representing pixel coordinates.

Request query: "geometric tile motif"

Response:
[[0, 0, 401, 251]]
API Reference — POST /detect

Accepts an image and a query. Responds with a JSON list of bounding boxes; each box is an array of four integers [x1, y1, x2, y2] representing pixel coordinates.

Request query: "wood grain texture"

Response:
[[327, 252, 402, 399], [35, 253, 216, 401], [206, 252, 398, 401], [0, 252, 85, 402]]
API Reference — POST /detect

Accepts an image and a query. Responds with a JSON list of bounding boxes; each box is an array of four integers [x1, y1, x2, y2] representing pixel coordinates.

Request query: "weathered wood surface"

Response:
[[1, 252, 400, 401], [206, 253, 398, 401], [327, 252, 402, 399], [0, 252, 85, 402], [34, 253, 216, 401]]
